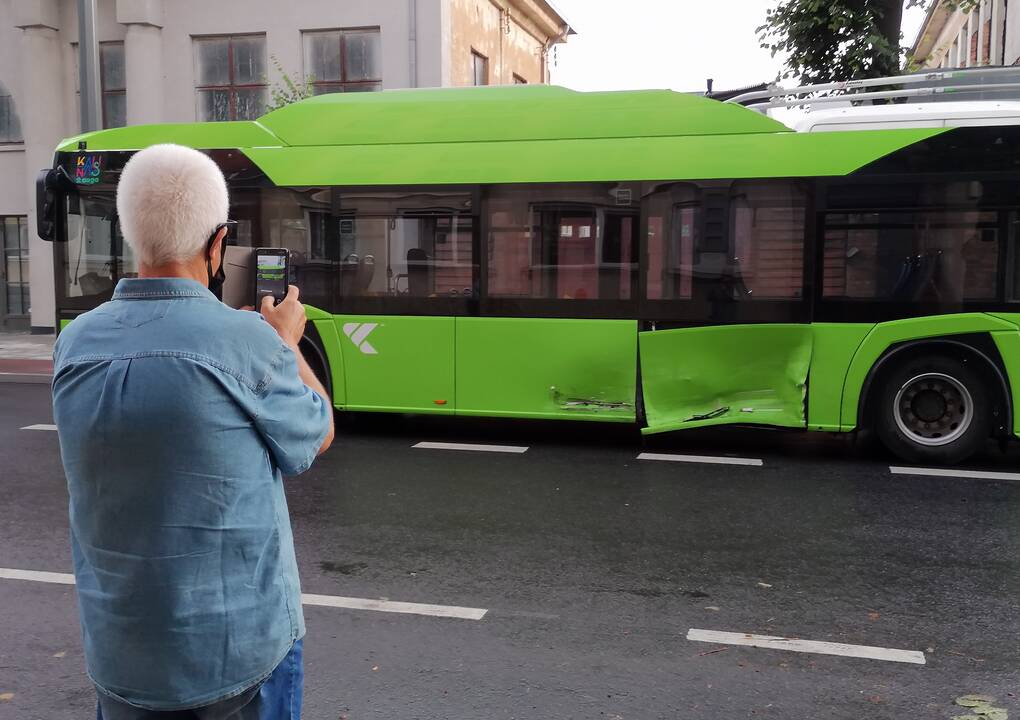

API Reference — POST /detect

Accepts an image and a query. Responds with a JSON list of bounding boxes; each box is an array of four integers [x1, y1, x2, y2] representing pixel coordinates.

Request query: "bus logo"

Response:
[[73, 154, 102, 185], [342, 322, 378, 355]]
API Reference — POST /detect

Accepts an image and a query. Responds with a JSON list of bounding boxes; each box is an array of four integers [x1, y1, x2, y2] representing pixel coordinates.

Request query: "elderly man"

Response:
[[52, 143, 334, 719]]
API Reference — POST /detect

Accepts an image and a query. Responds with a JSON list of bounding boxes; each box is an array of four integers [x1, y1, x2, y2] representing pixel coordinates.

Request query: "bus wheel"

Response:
[[874, 354, 990, 465]]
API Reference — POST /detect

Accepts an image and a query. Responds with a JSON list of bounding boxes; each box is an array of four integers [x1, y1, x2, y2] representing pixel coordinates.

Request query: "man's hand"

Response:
[[257, 285, 334, 455], [260, 285, 306, 350]]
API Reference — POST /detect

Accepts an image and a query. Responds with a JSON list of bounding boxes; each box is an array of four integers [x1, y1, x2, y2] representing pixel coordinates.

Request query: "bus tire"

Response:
[[873, 354, 990, 465], [299, 337, 332, 399]]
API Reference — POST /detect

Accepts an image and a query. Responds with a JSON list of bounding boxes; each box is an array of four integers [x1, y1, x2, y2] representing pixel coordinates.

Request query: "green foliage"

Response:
[[758, 0, 981, 84], [266, 55, 315, 112]]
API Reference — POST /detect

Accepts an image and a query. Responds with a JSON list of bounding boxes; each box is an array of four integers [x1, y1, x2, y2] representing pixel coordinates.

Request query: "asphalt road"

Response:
[[2, 381, 1019, 719]]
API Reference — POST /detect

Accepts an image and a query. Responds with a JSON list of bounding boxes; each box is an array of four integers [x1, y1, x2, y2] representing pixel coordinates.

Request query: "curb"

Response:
[[0, 373, 52, 385]]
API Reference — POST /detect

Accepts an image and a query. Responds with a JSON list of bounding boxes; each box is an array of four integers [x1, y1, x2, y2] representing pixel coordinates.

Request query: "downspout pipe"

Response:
[[408, 0, 417, 88], [542, 24, 571, 84], [77, 0, 102, 132]]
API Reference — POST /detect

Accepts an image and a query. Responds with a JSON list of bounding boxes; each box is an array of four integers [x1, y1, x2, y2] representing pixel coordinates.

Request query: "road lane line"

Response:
[[301, 593, 487, 620], [21, 424, 57, 431], [686, 629, 925, 665], [413, 441, 528, 454], [0, 567, 488, 621], [0, 568, 75, 585], [890, 466, 1020, 482], [638, 452, 763, 467]]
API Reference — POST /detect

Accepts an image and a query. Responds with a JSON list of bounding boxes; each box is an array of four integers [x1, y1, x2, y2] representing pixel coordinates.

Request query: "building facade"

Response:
[[910, 0, 1017, 69], [0, 0, 570, 332]]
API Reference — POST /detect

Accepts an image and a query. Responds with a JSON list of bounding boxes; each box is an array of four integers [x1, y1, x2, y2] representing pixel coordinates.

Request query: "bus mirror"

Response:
[[36, 167, 71, 242]]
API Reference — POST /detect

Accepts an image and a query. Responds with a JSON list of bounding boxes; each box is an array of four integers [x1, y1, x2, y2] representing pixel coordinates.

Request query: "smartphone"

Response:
[[253, 248, 290, 307]]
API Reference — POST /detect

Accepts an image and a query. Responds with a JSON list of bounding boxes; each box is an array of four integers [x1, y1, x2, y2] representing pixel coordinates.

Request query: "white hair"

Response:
[[116, 144, 229, 266]]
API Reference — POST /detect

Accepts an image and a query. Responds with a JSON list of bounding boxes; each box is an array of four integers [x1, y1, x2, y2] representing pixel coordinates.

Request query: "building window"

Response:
[[0, 81, 22, 143], [970, 30, 979, 65], [1, 216, 30, 317], [471, 50, 488, 86], [983, 19, 992, 65], [194, 34, 268, 121], [100, 42, 126, 128], [513, 73, 527, 85], [303, 28, 382, 94]]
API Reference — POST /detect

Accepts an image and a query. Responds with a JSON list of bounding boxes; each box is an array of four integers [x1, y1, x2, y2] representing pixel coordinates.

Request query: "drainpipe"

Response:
[[408, 0, 417, 87], [77, 0, 102, 132], [541, 24, 571, 84]]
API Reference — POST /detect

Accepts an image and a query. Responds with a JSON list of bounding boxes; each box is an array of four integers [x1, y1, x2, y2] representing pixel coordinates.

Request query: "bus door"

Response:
[[330, 188, 475, 414], [639, 180, 812, 434]]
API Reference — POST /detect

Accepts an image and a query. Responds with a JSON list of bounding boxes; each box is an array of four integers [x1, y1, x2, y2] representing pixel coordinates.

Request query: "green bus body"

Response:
[[48, 86, 1020, 451]]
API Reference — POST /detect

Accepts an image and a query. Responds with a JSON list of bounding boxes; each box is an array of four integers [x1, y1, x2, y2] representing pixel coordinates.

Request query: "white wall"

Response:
[[0, 0, 27, 216], [1005, 1, 1020, 65], [0, 0, 445, 330]]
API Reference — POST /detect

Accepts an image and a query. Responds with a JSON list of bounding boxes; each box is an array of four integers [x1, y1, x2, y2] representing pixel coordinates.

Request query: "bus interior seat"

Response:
[[406, 248, 431, 296], [354, 255, 375, 294], [79, 272, 114, 296]]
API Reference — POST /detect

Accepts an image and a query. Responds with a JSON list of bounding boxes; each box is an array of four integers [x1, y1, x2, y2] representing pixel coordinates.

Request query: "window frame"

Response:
[[1, 215, 30, 318], [99, 41, 126, 129], [0, 82, 23, 144], [192, 33, 268, 122], [302, 27, 383, 95], [471, 49, 489, 87]]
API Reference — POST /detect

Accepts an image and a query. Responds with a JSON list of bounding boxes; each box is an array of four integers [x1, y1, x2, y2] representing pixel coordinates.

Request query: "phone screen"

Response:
[[255, 251, 288, 304]]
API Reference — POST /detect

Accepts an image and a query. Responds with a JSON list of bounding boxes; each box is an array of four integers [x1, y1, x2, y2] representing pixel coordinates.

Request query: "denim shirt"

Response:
[[52, 278, 331, 711]]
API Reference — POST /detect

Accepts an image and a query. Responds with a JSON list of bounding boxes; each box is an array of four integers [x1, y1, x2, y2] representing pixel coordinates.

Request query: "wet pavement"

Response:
[[2, 381, 1019, 719]]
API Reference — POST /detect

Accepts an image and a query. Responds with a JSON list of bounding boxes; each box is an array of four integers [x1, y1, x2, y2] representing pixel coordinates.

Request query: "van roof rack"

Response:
[[727, 67, 1020, 112]]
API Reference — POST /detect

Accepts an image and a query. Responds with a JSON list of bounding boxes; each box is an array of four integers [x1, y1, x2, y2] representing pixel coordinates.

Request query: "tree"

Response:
[[265, 55, 314, 113], [758, 0, 979, 85]]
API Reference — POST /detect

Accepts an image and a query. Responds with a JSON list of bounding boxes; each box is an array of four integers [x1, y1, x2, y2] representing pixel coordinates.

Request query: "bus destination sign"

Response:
[[73, 154, 102, 185]]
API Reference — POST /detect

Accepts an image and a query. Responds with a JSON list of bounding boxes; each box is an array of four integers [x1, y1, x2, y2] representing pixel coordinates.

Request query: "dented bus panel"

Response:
[[639, 325, 813, 435]]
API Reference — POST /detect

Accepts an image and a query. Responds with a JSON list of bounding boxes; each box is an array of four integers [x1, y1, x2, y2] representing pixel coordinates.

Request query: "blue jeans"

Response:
[[96, 639, 303, 720]]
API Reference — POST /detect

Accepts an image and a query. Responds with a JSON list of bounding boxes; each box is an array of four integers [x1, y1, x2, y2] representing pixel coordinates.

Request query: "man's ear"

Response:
[[210, 226, 228, 261]]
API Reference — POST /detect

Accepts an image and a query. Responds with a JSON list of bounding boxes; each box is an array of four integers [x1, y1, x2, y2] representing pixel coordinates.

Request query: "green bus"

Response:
[[37, 85, 1020, 464]]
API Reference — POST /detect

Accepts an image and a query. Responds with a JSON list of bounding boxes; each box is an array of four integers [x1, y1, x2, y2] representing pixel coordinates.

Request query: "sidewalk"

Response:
[[0, 333, 54, 384]]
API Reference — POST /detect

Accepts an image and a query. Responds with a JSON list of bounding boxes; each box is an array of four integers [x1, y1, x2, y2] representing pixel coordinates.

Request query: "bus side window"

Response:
[[644, 182, 698, 301], [822, 200, 1001, 306], [486, 183, 638, 302], [334, 188, 475, 300]]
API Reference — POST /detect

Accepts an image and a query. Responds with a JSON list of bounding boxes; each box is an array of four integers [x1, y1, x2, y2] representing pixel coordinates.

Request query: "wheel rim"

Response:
[[892, 372, 973, 447]]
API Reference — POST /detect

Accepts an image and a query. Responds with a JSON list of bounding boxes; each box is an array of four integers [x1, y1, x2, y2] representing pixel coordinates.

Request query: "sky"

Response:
[[548, 0, 929, 93]]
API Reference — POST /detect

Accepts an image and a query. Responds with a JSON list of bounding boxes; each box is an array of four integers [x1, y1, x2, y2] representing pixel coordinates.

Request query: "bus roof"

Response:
[[59, 85, 792, 152], [55, 85, 947, 186]]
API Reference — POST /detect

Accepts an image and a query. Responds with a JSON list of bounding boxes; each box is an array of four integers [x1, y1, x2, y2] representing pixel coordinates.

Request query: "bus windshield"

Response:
[[63, 191, 135, 303]]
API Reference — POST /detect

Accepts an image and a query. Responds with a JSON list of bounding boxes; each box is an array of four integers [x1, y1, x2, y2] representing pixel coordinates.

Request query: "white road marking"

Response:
[[686, 629, 926, 665], [301, 593, 487, 620], [413, 441, 528, 454], [0, 568, 76, 585], [21, 424, 57, 431], [0, 567, 487, 621], [638, 452, 763, 467], [890, 466, 1020, 482]]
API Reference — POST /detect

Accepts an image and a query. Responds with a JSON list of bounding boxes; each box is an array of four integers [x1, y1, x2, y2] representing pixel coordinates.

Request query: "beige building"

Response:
[[0, 0, 571, 333], [911, 0, 1017, 69]]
